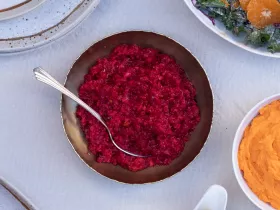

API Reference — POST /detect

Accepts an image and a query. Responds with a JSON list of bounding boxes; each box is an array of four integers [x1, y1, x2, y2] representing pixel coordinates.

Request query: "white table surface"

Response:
[[0, 0, 279, 209]]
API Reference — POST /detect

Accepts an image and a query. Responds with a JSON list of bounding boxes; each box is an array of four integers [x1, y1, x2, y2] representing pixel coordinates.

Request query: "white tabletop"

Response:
[[0, 0, 279, 209]]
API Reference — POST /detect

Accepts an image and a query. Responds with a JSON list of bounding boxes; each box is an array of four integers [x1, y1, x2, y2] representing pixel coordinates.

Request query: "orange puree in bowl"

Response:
[[239, 100, 280, 210]]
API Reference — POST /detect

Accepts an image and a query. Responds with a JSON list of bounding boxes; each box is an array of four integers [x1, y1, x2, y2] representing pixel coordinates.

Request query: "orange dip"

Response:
[[239, 100, 280, 209]]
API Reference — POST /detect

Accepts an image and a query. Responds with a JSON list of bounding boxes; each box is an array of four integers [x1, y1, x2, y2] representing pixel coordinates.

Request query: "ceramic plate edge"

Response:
[[0, 176, 38, 210], [0, 0, 47, 21]]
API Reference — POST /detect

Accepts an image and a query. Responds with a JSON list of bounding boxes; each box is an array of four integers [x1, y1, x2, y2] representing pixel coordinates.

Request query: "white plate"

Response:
[[0, 0, 100, 53], [183, 0, 280, 58], [0, 0, 46, 21], [232, 94, 279, 210]]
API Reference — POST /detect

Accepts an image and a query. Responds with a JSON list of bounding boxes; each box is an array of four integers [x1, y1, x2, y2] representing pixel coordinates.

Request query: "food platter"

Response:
[[183, 0, 280, 58], [0, 0, 46, 21], [0, 0, 100, 53], [2, 0, 280, 209]]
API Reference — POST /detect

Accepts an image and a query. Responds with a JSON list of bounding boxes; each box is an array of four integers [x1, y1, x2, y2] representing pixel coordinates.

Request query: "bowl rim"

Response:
[[232, 93, 280, 210], [183, 0, 280, 58], [60, 30, 214, 184]]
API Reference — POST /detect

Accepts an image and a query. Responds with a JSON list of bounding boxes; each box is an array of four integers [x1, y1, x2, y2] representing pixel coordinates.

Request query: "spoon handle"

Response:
[[33, 67, 106, 126], [33, 67, 146, 158]]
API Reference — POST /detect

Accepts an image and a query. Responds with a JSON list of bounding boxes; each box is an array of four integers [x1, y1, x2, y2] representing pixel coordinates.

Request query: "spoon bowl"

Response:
[[194, 185, 228, 210]]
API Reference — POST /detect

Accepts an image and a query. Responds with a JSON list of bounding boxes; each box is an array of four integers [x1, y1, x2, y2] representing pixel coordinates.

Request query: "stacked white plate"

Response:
[[0, 0, 100, 53], [0, 0, 46, 21]]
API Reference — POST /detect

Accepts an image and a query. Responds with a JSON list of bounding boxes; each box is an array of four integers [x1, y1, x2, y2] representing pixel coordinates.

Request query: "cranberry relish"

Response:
[[76, 44, 200, 172]]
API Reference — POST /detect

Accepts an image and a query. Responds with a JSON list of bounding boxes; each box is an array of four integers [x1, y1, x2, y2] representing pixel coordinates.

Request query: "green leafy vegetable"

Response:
[[268, 29, 280, 53], [194, 0, 280, 53], [197, 0, 227, 8]]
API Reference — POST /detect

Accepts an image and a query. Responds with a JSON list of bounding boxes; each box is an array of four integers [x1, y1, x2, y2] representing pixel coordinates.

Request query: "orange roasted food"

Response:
[[239, 100, 280, 210], [239, 0, 250, 10], [247, 0, 280, 28], [221, 0, 229, 7]]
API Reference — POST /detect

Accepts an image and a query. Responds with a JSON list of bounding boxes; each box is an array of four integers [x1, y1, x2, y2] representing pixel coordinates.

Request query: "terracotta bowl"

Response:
[[61, 31, 213, 184]]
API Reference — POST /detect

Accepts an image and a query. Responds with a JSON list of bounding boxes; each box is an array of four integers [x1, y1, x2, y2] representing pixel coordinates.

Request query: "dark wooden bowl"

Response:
[[61, 31, 213, 184]]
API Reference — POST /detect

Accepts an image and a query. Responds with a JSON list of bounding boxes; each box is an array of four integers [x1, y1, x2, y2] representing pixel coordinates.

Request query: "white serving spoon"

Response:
[[194, 185, 228, 210]]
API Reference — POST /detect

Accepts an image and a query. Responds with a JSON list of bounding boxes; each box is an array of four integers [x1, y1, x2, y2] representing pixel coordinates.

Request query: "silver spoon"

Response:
[[33, 67, 146, 158]]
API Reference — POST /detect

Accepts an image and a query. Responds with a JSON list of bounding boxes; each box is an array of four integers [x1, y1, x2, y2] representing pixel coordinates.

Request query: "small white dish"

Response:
[[194, 185, 227, 210], [232, 94, 280, 210], [183, 0, 280, 58], [0, 0, 46, 21]]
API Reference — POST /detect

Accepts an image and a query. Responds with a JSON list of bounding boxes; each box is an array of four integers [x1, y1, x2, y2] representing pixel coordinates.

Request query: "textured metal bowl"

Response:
[[61, 31, 213, 184]]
